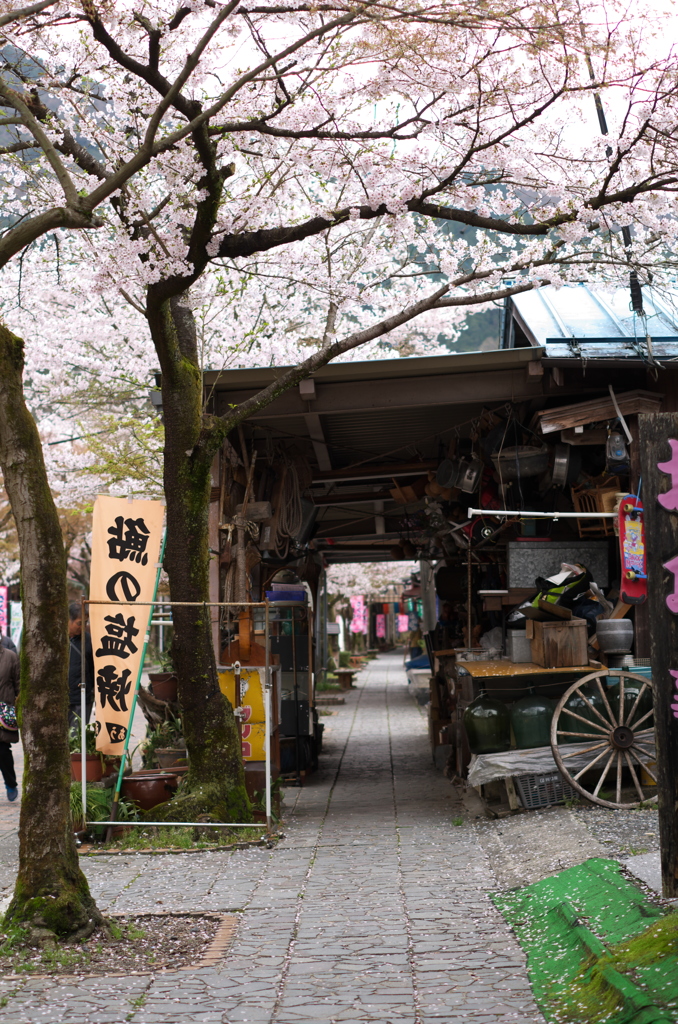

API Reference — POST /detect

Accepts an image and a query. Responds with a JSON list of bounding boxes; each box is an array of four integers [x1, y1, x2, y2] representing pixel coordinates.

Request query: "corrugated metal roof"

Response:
[[510, 285, 678, 360]]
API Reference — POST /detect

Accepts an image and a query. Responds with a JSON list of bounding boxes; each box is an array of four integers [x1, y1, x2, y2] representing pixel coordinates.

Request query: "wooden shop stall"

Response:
[[189, 282, 678, 810], [418, 283, 678, 813]]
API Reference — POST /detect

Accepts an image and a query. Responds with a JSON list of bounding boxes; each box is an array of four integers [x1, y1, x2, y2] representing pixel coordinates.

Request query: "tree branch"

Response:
[[0, 207, 100, 267], [0, 82, 79, 204], [219, 280, 452, 431], [0, 0, 56, 29]]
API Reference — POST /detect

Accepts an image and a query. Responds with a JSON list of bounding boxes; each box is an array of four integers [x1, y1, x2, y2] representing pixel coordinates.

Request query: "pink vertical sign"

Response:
[[376, 614, 386, 639], [0, 586, 7, 638], [349, 595, 367, 634], [657, 440, 678, 718]]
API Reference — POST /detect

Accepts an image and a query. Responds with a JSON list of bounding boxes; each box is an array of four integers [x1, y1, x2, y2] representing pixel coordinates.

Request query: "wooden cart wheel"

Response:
[[550, 670, 657, 810]]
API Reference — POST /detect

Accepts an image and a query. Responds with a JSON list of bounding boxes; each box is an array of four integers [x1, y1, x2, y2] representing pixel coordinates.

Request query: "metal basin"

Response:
[[493, 445, 549, 480]]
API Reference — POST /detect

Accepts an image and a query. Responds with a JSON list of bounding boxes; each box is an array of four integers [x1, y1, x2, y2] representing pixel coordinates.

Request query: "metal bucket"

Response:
[[436, 458, 460, 488], [493, 445, 549, 480]]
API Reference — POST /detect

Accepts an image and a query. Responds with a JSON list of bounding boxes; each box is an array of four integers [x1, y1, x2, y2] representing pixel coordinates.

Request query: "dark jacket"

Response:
[[68, 632, 94, 707], [1, 635, 16, 653], [0, 644, 20, 744]]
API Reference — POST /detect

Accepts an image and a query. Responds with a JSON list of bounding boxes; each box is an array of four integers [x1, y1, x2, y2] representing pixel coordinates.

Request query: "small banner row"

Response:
[[90, 495, 164, 755]]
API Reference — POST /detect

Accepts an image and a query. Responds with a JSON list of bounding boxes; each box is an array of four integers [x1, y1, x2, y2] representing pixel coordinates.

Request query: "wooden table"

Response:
[[436, 657, 596, 777], [453, 659, 591, 678]]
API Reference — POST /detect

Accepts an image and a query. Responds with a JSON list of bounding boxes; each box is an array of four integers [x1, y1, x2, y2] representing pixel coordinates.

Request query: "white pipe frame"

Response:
[[79, 599, 275, 835]]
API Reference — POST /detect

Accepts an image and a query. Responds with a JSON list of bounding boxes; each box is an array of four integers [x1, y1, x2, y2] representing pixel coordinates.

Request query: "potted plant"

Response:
[[142, 712, 186, 769], [155, 748, 188, 769], [102, 755, 122, 778], [147, 647, 178, 702], [69, 720, 104, 782], [70, 783, 138, 836]]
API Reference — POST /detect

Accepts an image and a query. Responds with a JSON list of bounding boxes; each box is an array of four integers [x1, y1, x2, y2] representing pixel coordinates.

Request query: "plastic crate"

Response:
[[514, 771, 576, 809]]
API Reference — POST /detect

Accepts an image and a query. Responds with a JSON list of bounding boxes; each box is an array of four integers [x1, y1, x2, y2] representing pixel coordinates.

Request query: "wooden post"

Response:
[[638, 413, 678, 898]]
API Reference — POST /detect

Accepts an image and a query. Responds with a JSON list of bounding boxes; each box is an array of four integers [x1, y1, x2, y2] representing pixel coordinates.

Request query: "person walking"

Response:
[[68, 602, 94, 729], [0, 642, 20, 801]]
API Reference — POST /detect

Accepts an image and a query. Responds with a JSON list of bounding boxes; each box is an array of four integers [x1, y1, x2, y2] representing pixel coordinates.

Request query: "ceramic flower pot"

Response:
[[596, 619, 634, 654], [155, 747, 187, 769], [70, 752, 104, 782], [121, 772, 178, 811], [148, 673, 179, 702]]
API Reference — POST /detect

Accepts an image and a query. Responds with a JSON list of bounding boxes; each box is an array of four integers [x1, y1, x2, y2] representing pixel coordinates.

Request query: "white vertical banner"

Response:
[[9, 601, 22, 650], [90, 496, 165, 755]]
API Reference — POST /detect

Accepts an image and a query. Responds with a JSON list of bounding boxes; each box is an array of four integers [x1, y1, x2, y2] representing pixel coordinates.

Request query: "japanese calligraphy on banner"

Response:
[[397, 614, 409, 633], [90, 496, 164, 754], [0, 586, 8, 637], [349, 595, 367, 634], [375, 614, 386, 639]]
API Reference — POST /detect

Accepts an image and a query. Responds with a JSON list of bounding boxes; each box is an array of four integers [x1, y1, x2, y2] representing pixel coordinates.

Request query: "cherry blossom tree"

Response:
[[326, 561, 416, 648], [0, 0, 335, 940], [326, 562, 417, 600], [2, 0, 678, 938]]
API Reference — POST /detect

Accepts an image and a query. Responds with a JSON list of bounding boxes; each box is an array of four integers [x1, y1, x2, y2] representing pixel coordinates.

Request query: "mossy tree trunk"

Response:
[[0, 324, 103, 939], [146, 291, 250, 823]]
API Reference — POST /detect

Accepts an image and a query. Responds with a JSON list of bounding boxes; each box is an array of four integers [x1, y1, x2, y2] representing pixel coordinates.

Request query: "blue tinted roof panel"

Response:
[[511, 285, 678, 358]]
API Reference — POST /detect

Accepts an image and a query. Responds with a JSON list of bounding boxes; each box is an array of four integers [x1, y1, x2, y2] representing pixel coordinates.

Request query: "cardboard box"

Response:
[[525, 618, 588, 668]]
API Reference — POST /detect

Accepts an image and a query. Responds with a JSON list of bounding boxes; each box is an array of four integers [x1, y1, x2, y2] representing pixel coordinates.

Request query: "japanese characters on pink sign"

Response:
[[0, 586, 7, 638], [657, 441, 678, 720], [349, 595, 368, 634]]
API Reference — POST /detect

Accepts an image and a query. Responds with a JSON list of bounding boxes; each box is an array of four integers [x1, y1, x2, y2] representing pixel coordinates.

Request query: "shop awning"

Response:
[[203, 324, 675, 563]]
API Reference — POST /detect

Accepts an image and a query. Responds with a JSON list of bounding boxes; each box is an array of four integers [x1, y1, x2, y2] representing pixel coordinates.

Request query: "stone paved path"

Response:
[[0, 653, 543, 1024]]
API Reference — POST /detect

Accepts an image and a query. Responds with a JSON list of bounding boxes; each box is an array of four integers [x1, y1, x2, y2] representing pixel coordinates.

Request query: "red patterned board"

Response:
[[619, 495, 647, 604]]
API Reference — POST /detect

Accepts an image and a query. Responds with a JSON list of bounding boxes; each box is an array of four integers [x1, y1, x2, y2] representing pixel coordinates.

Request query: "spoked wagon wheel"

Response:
[[550, 670, 657, 810]]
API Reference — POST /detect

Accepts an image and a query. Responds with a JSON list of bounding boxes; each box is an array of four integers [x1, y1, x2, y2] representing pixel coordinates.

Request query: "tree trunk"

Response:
[[0, 324, 103, 939], [146, 291, 249, 822]]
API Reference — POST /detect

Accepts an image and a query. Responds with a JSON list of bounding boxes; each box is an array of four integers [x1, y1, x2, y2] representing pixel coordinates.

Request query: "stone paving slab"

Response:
[[0, 653, 544, 1024]]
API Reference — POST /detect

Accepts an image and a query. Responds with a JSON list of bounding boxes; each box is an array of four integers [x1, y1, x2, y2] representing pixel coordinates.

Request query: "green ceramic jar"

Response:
[[463, 691, 511, 755], [561, 684, 606, 738], [511, 689, 555, 749], [606, 674, 654, 731]]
